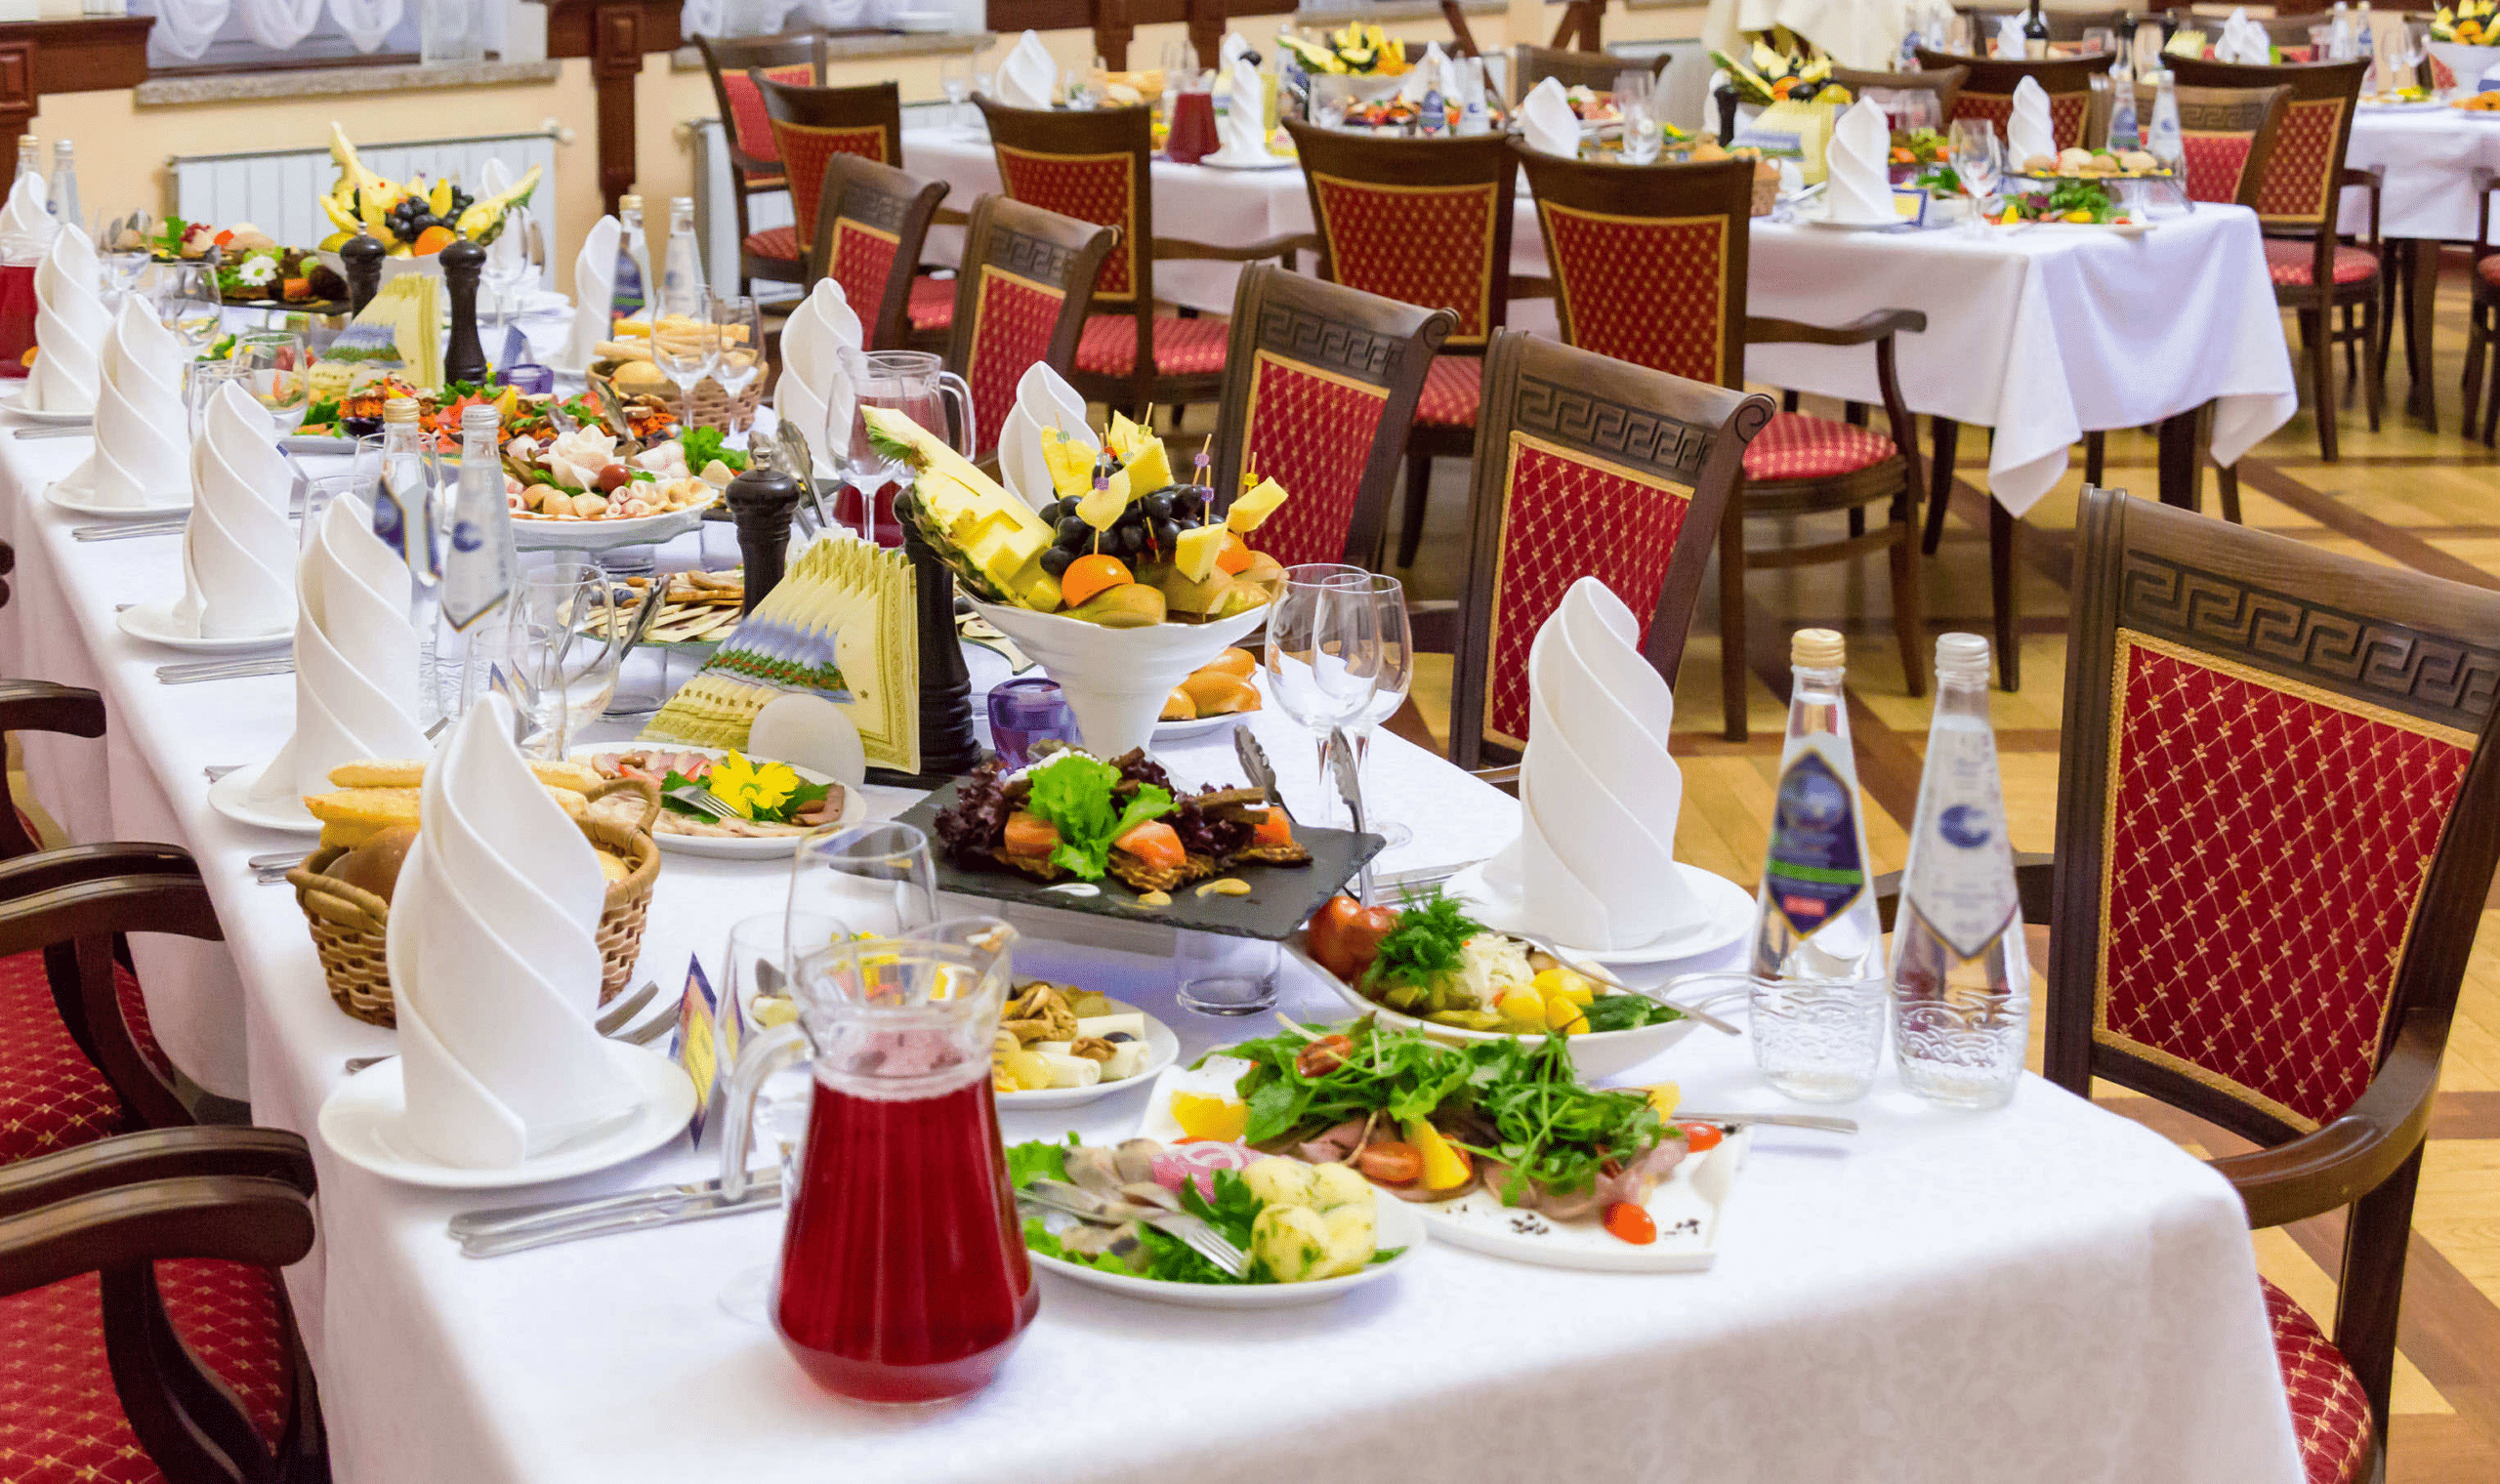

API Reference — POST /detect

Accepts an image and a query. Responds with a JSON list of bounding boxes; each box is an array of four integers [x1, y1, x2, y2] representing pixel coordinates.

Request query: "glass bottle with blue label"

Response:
[[1891, 634, 2029, 1109], [439, 401, 517, 719], [1749, 629, 1887, 1102], [376, 395, 445, 724]]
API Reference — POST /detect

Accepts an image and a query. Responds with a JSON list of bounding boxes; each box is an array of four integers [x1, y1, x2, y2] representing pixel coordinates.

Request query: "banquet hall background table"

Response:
[[903, 128, 2296, 515], [0, 403, 2310, 1482], [2343, 106, 2500, 428]]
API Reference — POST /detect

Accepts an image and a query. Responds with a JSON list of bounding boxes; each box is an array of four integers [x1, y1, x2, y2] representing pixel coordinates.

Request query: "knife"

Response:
[[1327, 725, 1375, 906], [457, 1177, 785, 1257], [1233, 727, 1288, 816], [450, 1171, 768, 1238], [14, 424, 92, 439]]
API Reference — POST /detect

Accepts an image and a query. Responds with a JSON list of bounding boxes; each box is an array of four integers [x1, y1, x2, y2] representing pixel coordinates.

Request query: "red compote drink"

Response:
[[0, 260, 36, 380]]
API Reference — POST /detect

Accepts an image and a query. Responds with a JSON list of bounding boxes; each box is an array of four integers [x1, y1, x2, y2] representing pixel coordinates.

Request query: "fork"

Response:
[[342, 979, 668, 1075], [74, 519, 186, 541], [1018, 1183, 1251, 1278], [159, 657, 293, 684], [663, 783, 740, 822]]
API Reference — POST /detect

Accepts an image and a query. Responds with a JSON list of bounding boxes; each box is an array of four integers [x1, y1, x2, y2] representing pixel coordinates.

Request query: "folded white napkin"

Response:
[[2007, 75, 2058, 165], [999, 361, 1097, 512], [1478, 578, 1705, 951], [0, 172, 55, 262], [1212, 56, 1276, 162], [2216, 8, 2270, 64], [1824, 99, 1898, 224], [389, 694, 643, 1170], [1521, 76, 1581, 158], [996, 29, 1058, 108], [61, 298, 188, 509], [1220, 29, 1251, 71], [773, 276, 863, 474], [27, 225, 104, 414], [562, 214, 619, 372], [170, 382, 295, 639], [1993, 14, 2026, 59], [479, 156, 514, 198], [248, 494, 431, 807]]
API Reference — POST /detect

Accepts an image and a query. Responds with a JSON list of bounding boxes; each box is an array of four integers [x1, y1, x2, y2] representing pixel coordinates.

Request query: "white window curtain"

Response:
[[237, 0, 325, 51], [332, 0, 406, 52], [150, 0, 234, 61]]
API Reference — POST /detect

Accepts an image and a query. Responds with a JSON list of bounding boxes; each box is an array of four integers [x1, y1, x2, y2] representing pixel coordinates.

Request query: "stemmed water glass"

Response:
[[787, 822, 939, 963], [1333, 571, 1416, 849], [707, 292, 764, 432], [1949, 119, 2003, 233], [146, 261, 223, 358], [478, 560, 638, 756], [480, 205, 536, 363], [229, 330, 309, 433], [940, 55, 975, 129], [1264, 564, 1383, 829], [650, 302, 719, 433], [1614, 68, 1660, 163]]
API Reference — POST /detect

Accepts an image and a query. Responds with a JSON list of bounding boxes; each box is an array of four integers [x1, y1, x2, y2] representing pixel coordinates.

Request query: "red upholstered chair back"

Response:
[[1515, 150, 1752, 389], [1915, 48, 2112, 153], [977, 98, 1154, 311], [1831, 63, 1969, 118], [944, 193, 1121, 465], [1447, 332, 1771, 766], [695, 32, 820, 182], [1208, 266, 1456, 571], [1283, 124, 1521, 351], [2170, 58, 2367, 235], [756, 76, 904, 250], [2146, 81, 2290, 208], [808, 152, 950, 351], [2048, 490, 2500, 1138]]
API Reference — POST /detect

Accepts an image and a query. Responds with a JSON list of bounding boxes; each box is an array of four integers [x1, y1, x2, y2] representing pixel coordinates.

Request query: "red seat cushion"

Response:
[[0, 951, 164, 1165], [2265, 239, 2380, 287], [0, 1260, 292, 1481], [907, 274, 955, 331], [2262, 1278, 2373, 1484], [1742, 411, 1899, 483], [743, 226, 803, 265], [1071, 312, 1229, 379], [1415, 354, 1481, 427]]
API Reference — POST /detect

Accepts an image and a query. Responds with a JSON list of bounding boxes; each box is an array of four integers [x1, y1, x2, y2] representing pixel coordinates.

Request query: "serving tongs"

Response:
[[1326, 726, 1376, 907], [1234, 727, 1289, 817]]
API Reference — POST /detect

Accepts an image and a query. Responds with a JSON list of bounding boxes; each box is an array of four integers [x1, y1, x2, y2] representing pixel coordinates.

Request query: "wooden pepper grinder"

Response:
[[438, 236, 487, 387], [340, 231, 385, 314], [899, 519, 981, 780], [725, 467, 804, 614]]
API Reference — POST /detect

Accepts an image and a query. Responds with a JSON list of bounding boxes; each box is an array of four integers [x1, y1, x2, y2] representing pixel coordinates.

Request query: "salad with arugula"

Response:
[[1306, 889, 1685, 1037]]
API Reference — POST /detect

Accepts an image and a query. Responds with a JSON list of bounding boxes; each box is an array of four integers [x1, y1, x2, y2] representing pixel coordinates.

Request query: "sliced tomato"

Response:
[[1113, 818, 1187, 872], [1677, 1122, 1725, 1153], [1354, 1139, 1421, 1184], [1604, 1201, 1658, 1245], [1002, 810, 1060, 859]]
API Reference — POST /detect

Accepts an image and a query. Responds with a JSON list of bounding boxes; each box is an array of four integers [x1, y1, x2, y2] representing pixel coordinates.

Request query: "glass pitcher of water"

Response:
[[842, 350, 975, 545]]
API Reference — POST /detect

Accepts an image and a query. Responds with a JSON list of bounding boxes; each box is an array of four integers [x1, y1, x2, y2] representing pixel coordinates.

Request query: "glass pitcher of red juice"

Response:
[[0, 254, 39, 380], [721, 918, 1034, 1404]]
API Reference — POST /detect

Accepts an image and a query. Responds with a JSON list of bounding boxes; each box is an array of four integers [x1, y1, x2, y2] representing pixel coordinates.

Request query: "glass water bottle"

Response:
[[439, 402, 517, 720], [48, 142, 76, 228], [612, 192, 649, 324]]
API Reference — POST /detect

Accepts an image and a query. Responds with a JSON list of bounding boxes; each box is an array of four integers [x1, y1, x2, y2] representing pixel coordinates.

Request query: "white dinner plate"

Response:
[[1195, 153, 1299, 171], [567, 744, 864, 860], [0, 383, 94, 426], [115, 599, 292, 654], [1025, 1188, 1424, 1306], [2358, 99, 2445, 111], [995, 997, 1180, 1110], [1154, 709, 1252, 743], [208, 758, 321, 835], [513, 500, 712, 552], [316, 1043, 698, 1190], [2000, 219, 2155, 236], [1795, 209, 1914, 231], [1442, 859, 1756, 966], [46, 470, 189, 519]]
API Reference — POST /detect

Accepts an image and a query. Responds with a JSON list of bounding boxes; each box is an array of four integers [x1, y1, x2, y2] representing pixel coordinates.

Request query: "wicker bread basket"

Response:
[[587, 358, 763, 432], [289, 777, 663, 1028]]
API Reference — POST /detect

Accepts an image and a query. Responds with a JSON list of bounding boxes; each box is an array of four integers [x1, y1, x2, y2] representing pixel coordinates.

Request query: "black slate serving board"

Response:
[[896, 776, 1386, 942]]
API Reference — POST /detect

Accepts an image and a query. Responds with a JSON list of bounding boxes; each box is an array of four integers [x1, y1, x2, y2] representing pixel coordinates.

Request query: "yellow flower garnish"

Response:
[[706, 751, 800, 819]]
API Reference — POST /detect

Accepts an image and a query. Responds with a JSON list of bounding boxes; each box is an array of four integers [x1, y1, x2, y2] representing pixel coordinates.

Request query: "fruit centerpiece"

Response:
[[315, 123, 541, 259], [2434, 1, 2498, 45], [1710, 38, 1854, 107], [1279, 21, 1415, 76], [865, 405, 1292, 757]]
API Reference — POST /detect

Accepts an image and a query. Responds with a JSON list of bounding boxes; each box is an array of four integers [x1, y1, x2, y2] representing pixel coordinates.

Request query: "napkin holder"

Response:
[[289, 777, 661, 1026]]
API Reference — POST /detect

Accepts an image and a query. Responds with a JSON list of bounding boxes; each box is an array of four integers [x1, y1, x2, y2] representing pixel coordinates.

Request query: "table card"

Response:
[[672, 955, 724, 1144]]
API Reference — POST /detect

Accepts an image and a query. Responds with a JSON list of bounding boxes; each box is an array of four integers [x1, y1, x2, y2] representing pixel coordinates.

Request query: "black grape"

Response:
[[1039, 546, 1075, 576], [1055, 516, 1089, 546]]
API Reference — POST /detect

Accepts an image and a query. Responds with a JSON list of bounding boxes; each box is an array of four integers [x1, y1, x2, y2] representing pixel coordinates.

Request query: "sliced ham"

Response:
[[1149, 1140, 1261, 1200]]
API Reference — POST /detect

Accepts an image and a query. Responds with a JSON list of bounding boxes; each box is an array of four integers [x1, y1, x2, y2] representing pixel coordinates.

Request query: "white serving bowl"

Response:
[[967, 598, 1267, 760]]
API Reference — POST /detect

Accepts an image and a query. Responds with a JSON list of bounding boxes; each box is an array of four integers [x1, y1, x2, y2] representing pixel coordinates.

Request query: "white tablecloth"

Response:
[[0, 417, 2304, 1484], [2345, 107, 2500, 243], [904, 129, 2295, 515]]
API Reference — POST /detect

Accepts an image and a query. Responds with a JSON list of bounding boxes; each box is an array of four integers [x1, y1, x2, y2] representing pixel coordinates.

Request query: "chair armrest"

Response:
[[1746, 308, 1929, 348], [729, 145, 783, 182], [0, 1174, 316, 1296], [1506, 274, 1557, 302], [1154, 231, 1316, 264], [0, 1127, 314, 1221], [1407, 598, 1460, 654], [2212, 1016, 2442, 1230], [2342, 165, 2384, 190], [0, 842, 199, 907], [2477, 167, 2499, 196], [1874, 852, 2056, 932], [1470, 763, 1520, 796], [0, 680, 103, 741], [932, 206, 971, 228]]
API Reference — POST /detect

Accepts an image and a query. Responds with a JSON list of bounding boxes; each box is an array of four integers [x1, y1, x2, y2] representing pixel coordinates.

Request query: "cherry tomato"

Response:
[[1296, 1034, 1354, 1078], [1677, 1122, 1726, 1153], [1604, 1201, 1658, 1245], [1305, 896, 1365, 980], [1341, 904, 1396, 979], [1354, 1140, 1421, 1184]]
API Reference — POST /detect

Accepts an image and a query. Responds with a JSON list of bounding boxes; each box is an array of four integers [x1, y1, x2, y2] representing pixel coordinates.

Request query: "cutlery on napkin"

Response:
[[59, 298, 188, 510], [1823, 99, 1899, 225], [772, 277, 863, 475], [1521, 77, 1582, 158], [0, 171, 56, 261], [1211, 56, 1277, 163], [26, 225, 105, 415], [995, 29, 1059, 109], [562, 215, 620, 372], [247, 493, 430, 809], [2006, 76, 2058, 168], [998, 361, 1096, 512], [388, 695, 643, 1170], [167, 381, 296, 639], [1474, 578, 1709, 952]]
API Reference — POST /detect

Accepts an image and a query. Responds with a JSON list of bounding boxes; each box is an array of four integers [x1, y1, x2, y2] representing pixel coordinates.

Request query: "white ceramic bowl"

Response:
[[967, 598, 1268, 759]]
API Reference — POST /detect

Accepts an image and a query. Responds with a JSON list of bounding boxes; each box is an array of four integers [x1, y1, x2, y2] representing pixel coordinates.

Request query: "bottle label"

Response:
[[439, 517, 512, 631], [1903, 724, 2020, 960], [1765, 750, 1866, 936]]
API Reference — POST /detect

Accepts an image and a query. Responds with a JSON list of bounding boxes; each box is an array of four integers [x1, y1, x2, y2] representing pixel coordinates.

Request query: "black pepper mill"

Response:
[[340, 231, 385, 314], [725, 467, 804, 614], [438, 236, 487, 387], [899, 521, 981, 781]]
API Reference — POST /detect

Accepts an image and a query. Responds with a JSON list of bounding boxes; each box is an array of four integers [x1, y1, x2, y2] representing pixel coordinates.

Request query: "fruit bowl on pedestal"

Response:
[[967, 599, 1269, 760]]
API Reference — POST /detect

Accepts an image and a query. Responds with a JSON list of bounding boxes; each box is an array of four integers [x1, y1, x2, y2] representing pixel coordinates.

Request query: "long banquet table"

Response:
[[2344, 105, 2500, 428], [906, 127, 2298, 516], [0, 411, 2307, 1481]]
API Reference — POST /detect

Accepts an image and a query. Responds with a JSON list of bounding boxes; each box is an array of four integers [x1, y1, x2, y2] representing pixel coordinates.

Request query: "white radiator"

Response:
[[169, 130, 563, 264]]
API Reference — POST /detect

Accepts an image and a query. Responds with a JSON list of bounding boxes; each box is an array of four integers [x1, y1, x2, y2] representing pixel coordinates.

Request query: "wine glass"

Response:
[[480, 205, 535, 361], [1333, 572, 1415, 849], [1263, 564, 1383, 829], [707, 292, 764, 431], [940, 54, 975, 129], [146, 261, 223, 358], [229, 330, 309, 433], [787, 822, 939, 961], [650, 301, 719, 433], [1948, 119, 2003, 234], [484, 560, 636, 756]]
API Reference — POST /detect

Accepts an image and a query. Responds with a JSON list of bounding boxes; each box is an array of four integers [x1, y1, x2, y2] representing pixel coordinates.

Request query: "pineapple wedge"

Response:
[[864, 406, 1063, 611]]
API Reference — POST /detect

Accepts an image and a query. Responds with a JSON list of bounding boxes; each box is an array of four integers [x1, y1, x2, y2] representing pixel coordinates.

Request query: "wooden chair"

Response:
[[1445, 331, 1773, 769], [693, 31, 823, 297], [943, 193, 1123, 467], [1516, 149, 1929, 739], [2026, 484, 2500, 1484], [1914, 47, 2114, 150], [976, 98, 1306, 424], [2468, 168, 2500, 443], [1510, 42, 1670, 99], [1282, 122, 1546, 574], [1953, 6, 2130, 43], [1207, 265, 1456, 572], [1830, 63, 1969, 119], [773, 130, 951, 352], [2173, 57, 2380, 462]]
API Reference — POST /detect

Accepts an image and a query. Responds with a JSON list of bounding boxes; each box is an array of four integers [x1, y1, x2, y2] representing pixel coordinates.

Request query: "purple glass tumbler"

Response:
[[986, 679, 1081, 770]]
